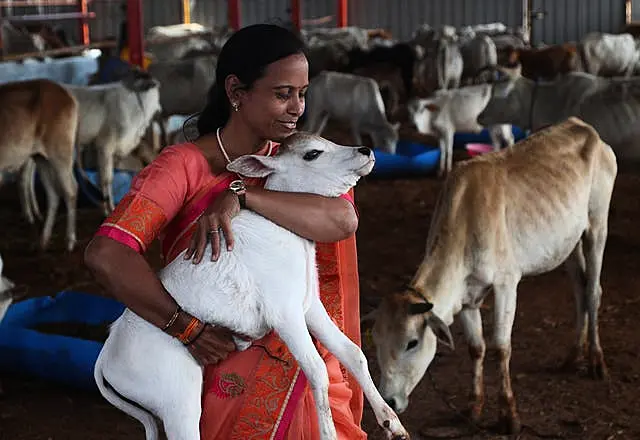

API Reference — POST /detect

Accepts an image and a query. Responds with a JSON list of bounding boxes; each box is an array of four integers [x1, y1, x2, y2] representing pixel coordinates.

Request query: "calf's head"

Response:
[[407, 97, 439, 135], [364, 290, 454, 414], [226, 132, 375, 195]]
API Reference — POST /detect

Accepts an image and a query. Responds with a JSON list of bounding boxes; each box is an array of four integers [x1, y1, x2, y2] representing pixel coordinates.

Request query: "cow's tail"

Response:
[[94, 350, 160, 440]]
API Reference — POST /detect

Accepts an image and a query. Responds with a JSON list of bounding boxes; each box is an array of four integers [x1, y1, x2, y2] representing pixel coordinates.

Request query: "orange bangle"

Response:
[[176, 317, 205, 345]]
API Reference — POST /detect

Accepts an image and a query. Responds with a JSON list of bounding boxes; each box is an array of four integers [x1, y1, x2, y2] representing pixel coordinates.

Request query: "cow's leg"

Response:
[[561, 240, 588, 372], [47, 153, 78, 252], [492, 277, 521, 434], [309, 113, 330, 136], [32, 157, 60, 251], [96, 139, 116, 215], [275, 308, 338, 440], [305, 295, 408, 440], [459, 306, 486, 421], [583, 223, 608, 380], [19, 158, 40, 223], [444, 132, 454, 176]]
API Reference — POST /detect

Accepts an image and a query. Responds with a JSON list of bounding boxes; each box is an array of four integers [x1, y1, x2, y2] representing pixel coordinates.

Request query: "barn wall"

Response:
[[346, 0, 524, 42], [0, 0, 628, 49], [530, 0, 627, 45]]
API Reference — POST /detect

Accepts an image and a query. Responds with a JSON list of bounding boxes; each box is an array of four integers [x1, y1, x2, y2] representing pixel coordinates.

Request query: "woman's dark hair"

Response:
[[196, 24, 307, 136]]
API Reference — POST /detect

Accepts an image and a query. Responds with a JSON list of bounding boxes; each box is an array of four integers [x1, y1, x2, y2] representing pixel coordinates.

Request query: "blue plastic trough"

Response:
[[371, 140, 441, 178], [0, 291, 125, 391], [73, 167, 136, 208], [453, 126, 527, 148]]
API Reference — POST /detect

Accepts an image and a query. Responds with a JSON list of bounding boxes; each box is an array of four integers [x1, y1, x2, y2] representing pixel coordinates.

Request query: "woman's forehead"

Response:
[[261, 53, 309, 87]]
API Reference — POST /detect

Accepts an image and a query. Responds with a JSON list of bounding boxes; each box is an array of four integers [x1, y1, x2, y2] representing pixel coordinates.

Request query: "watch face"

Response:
[[229, 180, 245, 191]]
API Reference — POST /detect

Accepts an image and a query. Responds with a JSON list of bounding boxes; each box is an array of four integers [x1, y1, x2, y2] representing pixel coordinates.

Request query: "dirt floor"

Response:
[[1, 129, 640, 440]]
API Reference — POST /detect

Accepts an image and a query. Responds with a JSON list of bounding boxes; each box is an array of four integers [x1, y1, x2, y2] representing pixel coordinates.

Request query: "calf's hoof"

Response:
[[498, 415, 521, 435], [588, 361, 608, 381], [382, 419, 410, 440]]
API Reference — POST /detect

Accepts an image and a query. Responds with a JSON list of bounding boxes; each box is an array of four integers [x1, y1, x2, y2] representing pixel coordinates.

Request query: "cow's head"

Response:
[[407, 97, 440, 135], [363, 289, 454, 414], [477, 75, 529, 129], [369, 121, 400, 155], [227, 132, 375, 196], [122, 68, 160, 93]]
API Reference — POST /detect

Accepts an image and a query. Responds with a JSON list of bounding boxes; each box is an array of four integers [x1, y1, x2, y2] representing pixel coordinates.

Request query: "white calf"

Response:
[[68, 69, 161, 214], [408, 83, 513, 176], [365, 118, 617, 434], [303, 71, 400, 154], [94, 133, 409, 440]]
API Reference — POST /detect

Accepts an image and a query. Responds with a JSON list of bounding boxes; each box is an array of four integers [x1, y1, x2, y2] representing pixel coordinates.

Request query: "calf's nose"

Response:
[[358, 147, 372, 157]]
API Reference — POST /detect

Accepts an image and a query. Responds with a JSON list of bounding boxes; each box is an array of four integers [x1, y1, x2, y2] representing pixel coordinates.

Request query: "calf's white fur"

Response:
[[94, 133, 409, 440]]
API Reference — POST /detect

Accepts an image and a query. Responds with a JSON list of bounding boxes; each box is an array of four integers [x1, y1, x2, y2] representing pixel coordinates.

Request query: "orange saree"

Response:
[[95, 142, 366, 439]]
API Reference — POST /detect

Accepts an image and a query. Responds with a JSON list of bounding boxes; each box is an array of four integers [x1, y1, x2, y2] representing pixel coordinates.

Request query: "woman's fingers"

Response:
[[192, 218, 212, 264], [219, 214, 235, 252], [209, 222, 222, 262]]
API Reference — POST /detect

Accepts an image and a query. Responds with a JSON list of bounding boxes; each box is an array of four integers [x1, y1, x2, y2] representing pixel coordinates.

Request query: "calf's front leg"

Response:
[[459, 306, 486, 421], [492, 279, 521, 434], [275, 309, 338, 440], [304, 295, 409, 440]]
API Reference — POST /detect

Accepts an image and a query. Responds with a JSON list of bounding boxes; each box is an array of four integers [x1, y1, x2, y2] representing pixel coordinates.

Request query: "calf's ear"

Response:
[[227, 155, 279, 178], [427, 313, 454, 350]]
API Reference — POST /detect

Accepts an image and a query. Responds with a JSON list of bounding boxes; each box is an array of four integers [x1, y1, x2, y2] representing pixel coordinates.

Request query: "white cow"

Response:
[[580, 32, 639, 77], [68, 69, 162, 214], [365, 118, 617, 434], [303, 71, 400, 154], [408, 84, 513, 176], [93, 133, 409, 440]]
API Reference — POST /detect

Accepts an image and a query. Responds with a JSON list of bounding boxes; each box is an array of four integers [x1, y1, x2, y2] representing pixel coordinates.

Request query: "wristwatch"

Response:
[[229, 179, 247, 209]]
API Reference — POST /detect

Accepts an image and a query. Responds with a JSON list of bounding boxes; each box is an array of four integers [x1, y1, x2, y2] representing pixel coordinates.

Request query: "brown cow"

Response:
[[0, 79, 79, 251], [364, 118, 616, 434], [500, 43, 581, 81]]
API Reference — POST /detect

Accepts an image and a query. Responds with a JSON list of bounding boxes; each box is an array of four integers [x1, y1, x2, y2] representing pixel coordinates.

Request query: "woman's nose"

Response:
[[288, 95, 305, 116]]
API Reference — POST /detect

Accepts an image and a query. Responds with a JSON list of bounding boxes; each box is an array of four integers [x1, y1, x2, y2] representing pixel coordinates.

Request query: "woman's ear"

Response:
[[224, 75, 247, 107]]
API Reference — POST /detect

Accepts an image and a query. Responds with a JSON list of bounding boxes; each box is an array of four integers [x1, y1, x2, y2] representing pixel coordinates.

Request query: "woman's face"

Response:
[[239, 53, 309, 142]]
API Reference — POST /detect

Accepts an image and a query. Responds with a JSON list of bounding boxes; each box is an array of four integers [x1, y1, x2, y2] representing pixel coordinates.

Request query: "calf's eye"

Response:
[[406, 339, 419, 351], [303, 150, 323, 161]]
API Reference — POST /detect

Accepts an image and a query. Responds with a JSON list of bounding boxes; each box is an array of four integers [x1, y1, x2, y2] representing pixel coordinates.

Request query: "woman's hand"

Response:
[[186, 324, 243, 366], [184, 190, 241, 263]]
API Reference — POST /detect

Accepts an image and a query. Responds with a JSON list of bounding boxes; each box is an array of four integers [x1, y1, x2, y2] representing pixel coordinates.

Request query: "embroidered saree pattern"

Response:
[[99, 193, 166, 252]]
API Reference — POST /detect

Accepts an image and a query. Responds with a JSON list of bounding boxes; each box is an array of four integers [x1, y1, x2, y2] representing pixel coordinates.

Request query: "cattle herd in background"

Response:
[[0, 17, 639, 436]]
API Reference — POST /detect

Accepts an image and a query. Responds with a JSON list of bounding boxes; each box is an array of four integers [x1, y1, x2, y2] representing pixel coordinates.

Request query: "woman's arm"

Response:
[[185, 187, 359, 263], [245, 186, 358, 243], [85, 236, 239, 364], [85, 236, 179, 328]]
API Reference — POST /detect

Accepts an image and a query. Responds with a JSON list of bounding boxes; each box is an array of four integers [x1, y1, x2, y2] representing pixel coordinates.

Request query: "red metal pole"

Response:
[[290, 0, 301, 31], [78, 0, 89, 45], [127, 0, 144, 67], [228, 0, 241, 31], [336, 0, 347, 27]]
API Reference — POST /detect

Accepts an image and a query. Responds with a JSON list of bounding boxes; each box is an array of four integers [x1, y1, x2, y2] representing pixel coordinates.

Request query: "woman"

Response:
[[85, 24, 367, 439]]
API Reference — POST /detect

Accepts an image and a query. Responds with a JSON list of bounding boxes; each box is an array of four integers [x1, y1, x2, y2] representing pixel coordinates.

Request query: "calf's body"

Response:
[[94, 133, 408, 440]]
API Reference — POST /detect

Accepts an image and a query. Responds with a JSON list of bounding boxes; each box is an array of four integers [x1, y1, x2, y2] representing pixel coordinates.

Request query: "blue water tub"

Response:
[[453, 126, 527, 148], [371, 140, 440, 178], [0, 291, 125, 390]]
